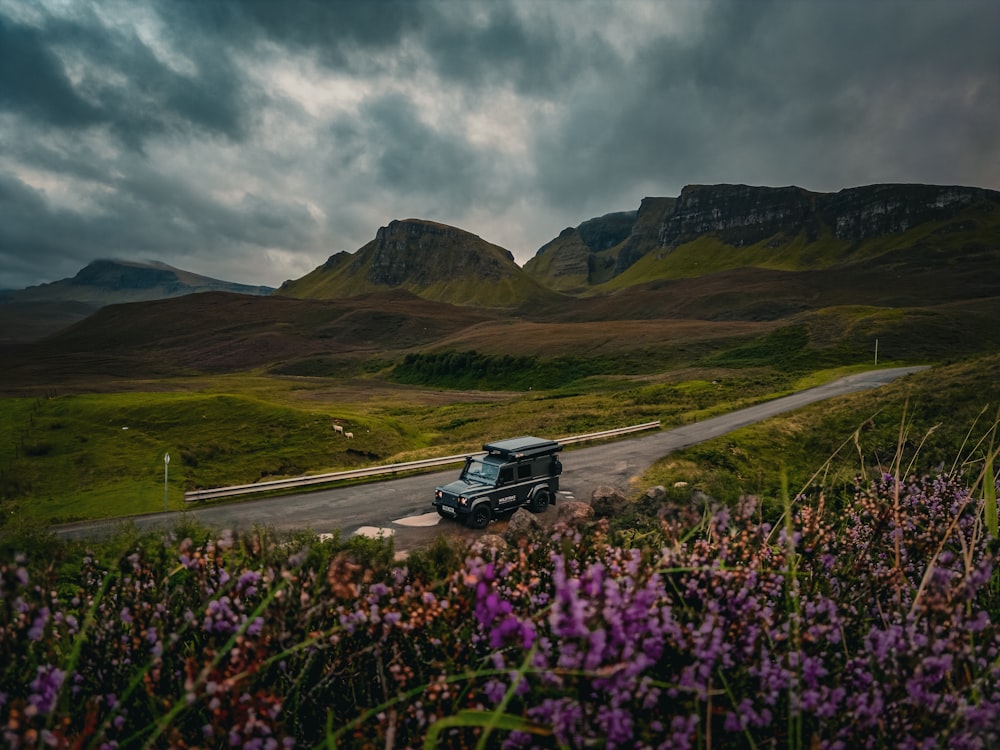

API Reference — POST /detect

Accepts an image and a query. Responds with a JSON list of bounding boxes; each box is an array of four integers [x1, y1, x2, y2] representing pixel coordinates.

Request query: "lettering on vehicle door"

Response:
[[497, 494, 517, 505]]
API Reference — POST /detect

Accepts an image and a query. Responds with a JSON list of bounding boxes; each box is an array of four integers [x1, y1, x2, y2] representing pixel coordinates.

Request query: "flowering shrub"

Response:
[[1, 471, 999, 748]]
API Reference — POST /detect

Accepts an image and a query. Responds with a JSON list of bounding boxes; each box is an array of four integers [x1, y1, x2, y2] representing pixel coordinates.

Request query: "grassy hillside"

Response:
[[1, 356, 823, 524], [0, 291, 493, 387], [636, 354, 1000, 521], [0, 389, 403, 521], [286, 262, 560, 310]]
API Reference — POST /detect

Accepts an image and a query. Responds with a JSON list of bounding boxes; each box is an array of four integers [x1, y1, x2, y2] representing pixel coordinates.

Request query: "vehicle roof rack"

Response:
[[482, 436, 562, 460]]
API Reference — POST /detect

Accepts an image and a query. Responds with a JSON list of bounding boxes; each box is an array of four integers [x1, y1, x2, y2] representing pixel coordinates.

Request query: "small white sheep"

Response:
[[344, 432, 354, 439], [332, 422, 344, 434]]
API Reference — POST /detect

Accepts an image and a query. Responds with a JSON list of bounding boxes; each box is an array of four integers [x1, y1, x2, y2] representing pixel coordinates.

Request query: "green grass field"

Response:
[[0, 362, 814, 524]]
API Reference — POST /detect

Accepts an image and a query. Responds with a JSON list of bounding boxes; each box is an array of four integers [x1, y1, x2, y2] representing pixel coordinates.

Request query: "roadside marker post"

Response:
[[164, 452, 170, 512]]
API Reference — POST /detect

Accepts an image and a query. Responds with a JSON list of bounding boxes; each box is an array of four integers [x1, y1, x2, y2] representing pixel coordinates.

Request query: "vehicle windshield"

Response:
[[462, 458, 499, 483]]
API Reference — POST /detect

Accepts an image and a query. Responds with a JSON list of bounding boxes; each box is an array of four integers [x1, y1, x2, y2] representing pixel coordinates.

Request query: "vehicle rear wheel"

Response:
[[468, 503, 492, 529], [529, 489, 550, 513]]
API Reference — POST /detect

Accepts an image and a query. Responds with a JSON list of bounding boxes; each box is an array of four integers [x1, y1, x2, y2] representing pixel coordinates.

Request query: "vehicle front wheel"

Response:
[[468, 503, 492, 529]]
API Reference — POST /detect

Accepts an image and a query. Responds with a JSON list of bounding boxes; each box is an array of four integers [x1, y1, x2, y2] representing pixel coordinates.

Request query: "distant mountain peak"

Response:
[[24, 258, 275, 298], [3, 259, 275, 341], [363, 219, 516, 287], [280, 218, 557, 308]]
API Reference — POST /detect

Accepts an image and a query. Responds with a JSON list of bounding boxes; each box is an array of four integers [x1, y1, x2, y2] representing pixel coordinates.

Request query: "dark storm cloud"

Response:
[[2, 0, 999, 290], [0, 6, 251, 150], [534, 0, 1000, 206], [160, 0, 426, 73], [358, 93, 490, 208], [0, 15, 102, 127], [419, 3, 618, 96]]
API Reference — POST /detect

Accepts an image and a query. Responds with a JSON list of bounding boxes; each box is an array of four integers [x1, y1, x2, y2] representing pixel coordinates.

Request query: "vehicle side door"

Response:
[[495, 466, 517, 509]]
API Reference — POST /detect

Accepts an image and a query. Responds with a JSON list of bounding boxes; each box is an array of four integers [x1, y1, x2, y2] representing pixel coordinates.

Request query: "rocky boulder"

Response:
[[555, 501, 595, 526], [503, 508, 544, 544], [591, 485, 627, 518]]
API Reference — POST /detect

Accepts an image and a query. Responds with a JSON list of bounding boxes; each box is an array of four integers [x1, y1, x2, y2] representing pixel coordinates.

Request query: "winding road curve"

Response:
[[55, 366, 927, 547]]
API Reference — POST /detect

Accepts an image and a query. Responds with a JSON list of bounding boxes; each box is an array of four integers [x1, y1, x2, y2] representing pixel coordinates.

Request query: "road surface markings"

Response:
[[394, 512, 442, 527]]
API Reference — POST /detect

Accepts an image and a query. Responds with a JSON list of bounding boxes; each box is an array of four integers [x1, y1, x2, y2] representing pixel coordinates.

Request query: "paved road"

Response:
[[55, 366, 927, 547]]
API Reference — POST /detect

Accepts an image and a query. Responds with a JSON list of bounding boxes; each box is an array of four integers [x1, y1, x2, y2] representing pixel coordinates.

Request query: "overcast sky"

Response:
[[2, 0, 999, 290]]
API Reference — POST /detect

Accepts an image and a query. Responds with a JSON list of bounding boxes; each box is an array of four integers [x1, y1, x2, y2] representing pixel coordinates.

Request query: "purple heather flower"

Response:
[[28, 607, 50, 641], [28, 664, 64, 715], [483, 679, 507, 705], [238, 571, 261, 595]]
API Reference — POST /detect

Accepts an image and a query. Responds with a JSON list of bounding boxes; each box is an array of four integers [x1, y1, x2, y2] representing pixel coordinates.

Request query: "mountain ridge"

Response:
[[5, 182, 999, 370], [1, 259, 276, 343], [526, 182, 1000, 291], [12, 259, 275, 303]]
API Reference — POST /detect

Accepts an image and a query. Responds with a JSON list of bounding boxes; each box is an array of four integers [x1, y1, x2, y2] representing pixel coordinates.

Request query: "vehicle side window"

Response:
[[517, 463, 532, 479], [499, 467, 514, 484]]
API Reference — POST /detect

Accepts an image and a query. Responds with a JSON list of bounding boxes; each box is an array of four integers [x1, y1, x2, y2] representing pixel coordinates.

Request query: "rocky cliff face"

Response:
[[614, 197, 677, 274], [530, 183, 1000, 287], [280, 218, 555, 308], [577, 211, 636, 252], [657, 183, 998, 249], [658, 185, 817, 247], [359, 219, 517, 286], [816, 184, 993, 241], [526, 211, 636, 290]]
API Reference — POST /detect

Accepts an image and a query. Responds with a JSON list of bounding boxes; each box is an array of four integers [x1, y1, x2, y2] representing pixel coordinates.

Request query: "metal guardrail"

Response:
[[183, 421, 660, 503]]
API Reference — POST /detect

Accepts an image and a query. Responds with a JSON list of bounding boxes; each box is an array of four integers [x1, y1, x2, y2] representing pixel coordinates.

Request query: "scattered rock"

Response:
[[556, 501, 595, 526], [503, 508, 544, 543], [591, 485, 627, 518], [644, 485, 667, 502]]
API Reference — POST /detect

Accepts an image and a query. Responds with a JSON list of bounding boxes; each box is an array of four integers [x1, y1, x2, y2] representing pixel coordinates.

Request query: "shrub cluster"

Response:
[[1, 471, 999, 748], [391, 350, 604, 390]]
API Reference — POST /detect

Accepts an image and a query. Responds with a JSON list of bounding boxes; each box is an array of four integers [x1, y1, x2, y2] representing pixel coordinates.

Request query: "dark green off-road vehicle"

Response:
[[433, 436, 563, 528]]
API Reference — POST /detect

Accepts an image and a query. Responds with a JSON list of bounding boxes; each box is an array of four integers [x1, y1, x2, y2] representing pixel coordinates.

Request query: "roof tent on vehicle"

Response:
[[482, 436, 562, 460]]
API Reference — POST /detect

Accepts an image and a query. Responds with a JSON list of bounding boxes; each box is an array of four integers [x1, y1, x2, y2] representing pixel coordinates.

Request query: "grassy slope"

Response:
[[599, 207, 1000, 288], [522, 232, 593, 293], [286, 263, 559, 310], [1, 360, 809, 524], [639, 354, 1000, 518]]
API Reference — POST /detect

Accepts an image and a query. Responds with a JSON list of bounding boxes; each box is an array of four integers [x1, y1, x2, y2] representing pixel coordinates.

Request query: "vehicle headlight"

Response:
[[436, 490, 443, 499], [458, 496, 469, 506]]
